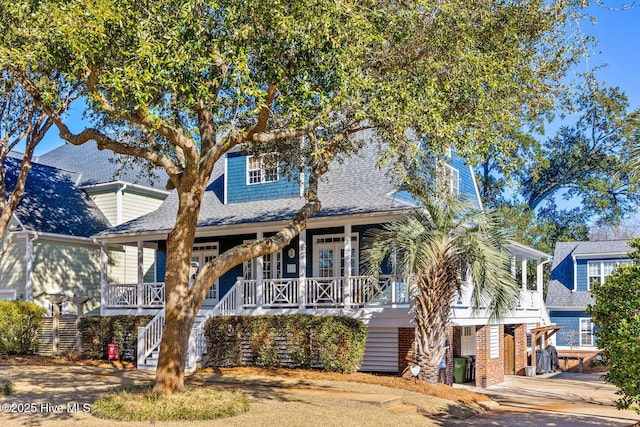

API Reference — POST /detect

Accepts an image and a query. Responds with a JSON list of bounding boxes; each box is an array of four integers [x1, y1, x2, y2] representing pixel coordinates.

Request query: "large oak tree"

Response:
[[1, 0, 583, 393]]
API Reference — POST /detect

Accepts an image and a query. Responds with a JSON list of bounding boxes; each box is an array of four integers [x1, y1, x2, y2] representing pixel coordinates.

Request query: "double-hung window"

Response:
[[587, 260, 630, 290], [247, 154, 279, 184], [579, 318, 594, 346]]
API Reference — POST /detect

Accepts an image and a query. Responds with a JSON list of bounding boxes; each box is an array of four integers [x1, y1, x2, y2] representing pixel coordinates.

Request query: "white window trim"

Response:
[[246, 154, 280, 185], [587, 259, 630, 290], [579, 318, 594, 347], [242, 239, 282, 280]]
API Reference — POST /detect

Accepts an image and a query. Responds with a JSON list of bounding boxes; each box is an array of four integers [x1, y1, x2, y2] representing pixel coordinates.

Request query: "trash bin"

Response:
[[453, 357, 467, 383], [524, 366, 536, 377]]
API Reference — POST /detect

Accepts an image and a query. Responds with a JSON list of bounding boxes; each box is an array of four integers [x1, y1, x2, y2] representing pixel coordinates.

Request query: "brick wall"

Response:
[[475, 324, 504, 387], [398, 327, 414, 375], [514, 324, 528, 376]]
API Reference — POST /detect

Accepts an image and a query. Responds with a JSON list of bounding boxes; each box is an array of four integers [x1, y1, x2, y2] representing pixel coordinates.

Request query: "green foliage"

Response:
[[0, 301, 46, 354], [587, 238, 640, 413], [92, 384, 249, 421], [79, 315, 153, 361], [311, 316, 368, 373], [204, 315, 366, 373], [202, 316, 245, 368], [0, 380, 12, 396], [248, 316, 280, 368]]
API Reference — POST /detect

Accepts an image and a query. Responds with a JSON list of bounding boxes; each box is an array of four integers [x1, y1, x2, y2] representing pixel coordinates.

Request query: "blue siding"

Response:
[[550, 311, 595, 347], [450, 152, 479, 208], [576, 256, 629, 291], [225, 152, 300, 203], [576, 259, 588, 292]]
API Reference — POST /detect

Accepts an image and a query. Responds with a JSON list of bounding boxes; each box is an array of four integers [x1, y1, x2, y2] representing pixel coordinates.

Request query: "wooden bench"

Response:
[[559, 355, 584, 373]]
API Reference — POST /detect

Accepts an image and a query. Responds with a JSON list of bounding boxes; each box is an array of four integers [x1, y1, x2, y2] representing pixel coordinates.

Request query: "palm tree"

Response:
[[363, 195, 518, 383]]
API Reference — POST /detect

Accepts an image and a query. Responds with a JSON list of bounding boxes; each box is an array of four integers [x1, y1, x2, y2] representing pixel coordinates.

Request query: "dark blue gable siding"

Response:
[[450, 152, 479, 208], [225, 152, 301, 203]]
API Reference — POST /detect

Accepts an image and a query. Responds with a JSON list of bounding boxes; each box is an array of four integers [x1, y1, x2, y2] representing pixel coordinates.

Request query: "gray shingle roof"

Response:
[[98, 143, 412, 237], [35, 141, 165, 189], [5, 157, 111, 237]]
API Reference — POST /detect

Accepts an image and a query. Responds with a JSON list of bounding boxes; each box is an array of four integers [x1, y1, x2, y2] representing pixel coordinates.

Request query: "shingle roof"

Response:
[[35, 141, 165, 189], [571, 240, 631, 256], [5, 157, 111, 237], [546, 279, 595, 308], [98, 142, 414, 237]]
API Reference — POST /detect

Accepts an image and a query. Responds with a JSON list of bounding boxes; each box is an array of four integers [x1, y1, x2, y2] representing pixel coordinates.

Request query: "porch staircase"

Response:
[[136, 300, 217, 371]]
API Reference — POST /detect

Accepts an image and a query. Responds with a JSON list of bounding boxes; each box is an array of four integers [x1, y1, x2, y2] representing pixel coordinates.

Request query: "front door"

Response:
[[313, 234, 358, 278], [191, 243, 219, 304]]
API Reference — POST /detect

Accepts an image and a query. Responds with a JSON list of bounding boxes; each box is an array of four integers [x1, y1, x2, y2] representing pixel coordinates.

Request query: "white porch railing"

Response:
[[517, 290, 540, 309], [105, 282, 164, 308], [113, 275, 408, 314], [137, 308, 165, 366]]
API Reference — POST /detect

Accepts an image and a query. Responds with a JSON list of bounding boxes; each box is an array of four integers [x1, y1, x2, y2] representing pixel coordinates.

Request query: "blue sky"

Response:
[[30, 5, 640, 156]]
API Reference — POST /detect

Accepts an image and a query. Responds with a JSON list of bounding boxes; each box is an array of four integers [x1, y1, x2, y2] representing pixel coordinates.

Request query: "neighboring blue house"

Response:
[[97, 139, 550, 387], [547, 240, 632, 350]]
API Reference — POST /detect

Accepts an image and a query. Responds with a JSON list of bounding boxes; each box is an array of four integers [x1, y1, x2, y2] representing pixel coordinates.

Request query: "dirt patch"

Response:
[[200, 366, 491, 405]]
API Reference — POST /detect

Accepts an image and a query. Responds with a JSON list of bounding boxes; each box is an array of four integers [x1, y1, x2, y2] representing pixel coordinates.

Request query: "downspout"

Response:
[[25, 232, 39, 302], [537, 257, 552, 325]]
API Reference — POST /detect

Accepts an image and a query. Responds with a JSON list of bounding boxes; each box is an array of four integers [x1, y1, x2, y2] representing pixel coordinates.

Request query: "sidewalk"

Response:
[[444, 372, 640, 426]]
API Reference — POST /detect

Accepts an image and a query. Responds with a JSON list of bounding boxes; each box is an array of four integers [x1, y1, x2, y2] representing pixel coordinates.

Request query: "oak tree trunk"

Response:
[[153, 189, 202, 394]]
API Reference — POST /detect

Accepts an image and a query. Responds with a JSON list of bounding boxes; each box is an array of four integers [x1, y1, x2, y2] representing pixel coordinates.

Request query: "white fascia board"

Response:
[[10, 230, 97, 245], [467, 164, 484, 211], [573, 252, 629, 260], [80, 181, 170, 197], [507, 240, 551, 260]]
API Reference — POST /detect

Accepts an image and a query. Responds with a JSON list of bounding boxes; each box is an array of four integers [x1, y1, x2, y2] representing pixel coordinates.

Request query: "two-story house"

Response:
[[0, 144, 169, 313], [96, 141, 551, 387], [546, 240, 632, 362]]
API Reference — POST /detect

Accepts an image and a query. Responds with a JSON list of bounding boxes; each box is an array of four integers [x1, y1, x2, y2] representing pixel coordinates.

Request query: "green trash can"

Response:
[[453, 357, 467, 383]]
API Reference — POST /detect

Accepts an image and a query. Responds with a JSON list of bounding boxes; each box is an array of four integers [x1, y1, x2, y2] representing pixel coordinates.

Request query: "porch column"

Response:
[[137, 240, 144, 311], [343, 224, 352, 307], [99, 241, 108, 316], [521, 259, 527, 290], [298, 229, 306, 309], [256, 231, 263, 306]]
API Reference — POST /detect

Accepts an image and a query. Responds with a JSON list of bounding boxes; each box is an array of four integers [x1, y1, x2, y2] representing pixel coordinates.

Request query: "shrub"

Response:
[[203, 316, 245, 367], [204, 315, 367, 372], [79, 315, 153, 361], [312, 316, 367, 373], [0, 301, 46, 354]]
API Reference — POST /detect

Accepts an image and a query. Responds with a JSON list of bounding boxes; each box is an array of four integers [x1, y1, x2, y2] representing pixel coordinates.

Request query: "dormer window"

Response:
[[247, 154, 279, 185]]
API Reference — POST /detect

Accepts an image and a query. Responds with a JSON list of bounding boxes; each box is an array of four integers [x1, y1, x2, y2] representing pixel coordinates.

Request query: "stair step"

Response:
[[388, 403, 418, 415]]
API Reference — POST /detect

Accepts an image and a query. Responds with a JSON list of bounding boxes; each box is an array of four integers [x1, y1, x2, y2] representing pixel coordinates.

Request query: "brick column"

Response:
[[398, 327, 414, 376], [475, 324, 505, 387], [444, 326, 454, 386], [514, 324, 528, 376]]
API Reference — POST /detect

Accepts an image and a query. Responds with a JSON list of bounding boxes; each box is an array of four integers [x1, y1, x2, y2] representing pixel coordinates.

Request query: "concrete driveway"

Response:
[[444, 372, 640, 426]]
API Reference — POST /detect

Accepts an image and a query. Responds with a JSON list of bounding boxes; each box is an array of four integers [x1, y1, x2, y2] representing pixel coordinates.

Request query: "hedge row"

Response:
[[204, 315, 367, 373], [0, 301, 45, 354], [79, 315, 153, 361]]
